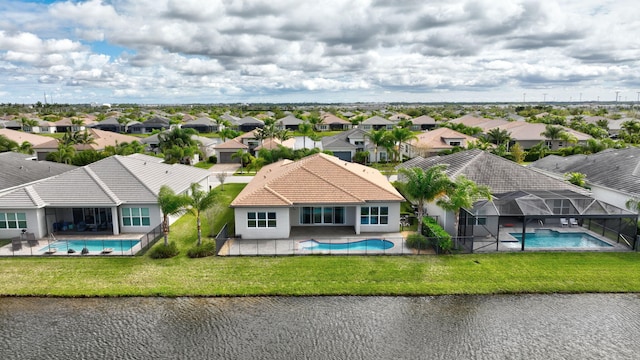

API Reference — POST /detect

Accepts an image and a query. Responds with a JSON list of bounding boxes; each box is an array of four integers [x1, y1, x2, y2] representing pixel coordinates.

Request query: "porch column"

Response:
[[355, 205, 361, 235], [111, 207, 120, 235]]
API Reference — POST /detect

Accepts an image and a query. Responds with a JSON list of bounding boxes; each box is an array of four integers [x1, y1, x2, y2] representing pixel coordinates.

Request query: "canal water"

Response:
[[1, 294, 639, 359]]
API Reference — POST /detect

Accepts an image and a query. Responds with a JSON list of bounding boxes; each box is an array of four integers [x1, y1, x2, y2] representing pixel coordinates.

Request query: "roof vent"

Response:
[[166, 170, 169, 174]]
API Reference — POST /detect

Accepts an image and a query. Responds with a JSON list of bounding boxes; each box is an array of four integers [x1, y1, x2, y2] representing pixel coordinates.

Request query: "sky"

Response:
[[0, 0, 639, 104]]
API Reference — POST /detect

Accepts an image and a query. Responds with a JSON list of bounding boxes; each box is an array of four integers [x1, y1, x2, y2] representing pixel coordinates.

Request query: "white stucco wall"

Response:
[[0, 208, 45, 239], [590, 185, 637, 213], [234, 207, 291, 239], [358, 202, 401, 233]]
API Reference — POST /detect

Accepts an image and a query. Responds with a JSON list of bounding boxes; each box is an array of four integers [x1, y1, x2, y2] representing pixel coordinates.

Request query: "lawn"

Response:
[[3, 182, 640, 297]]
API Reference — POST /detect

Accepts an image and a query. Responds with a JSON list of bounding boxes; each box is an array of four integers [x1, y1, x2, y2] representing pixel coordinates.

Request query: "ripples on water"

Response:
[[1, 294, 639, 359]]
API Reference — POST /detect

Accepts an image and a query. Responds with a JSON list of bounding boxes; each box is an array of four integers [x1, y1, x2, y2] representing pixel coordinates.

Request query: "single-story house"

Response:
[[214, 138, 248, 163], [402, 127, 478, 158], [231, 153, 404, 239], [234, 117, 264, 132], [127, 116, 171, 134], [275, 115, 303, 131], [321, 128, 389, 163], [0, 154, 212, 240], [408, 115, 437, 131], [359, 116, 394, 131], [317, 113, 352, 131], [182, 117, 219, 133]]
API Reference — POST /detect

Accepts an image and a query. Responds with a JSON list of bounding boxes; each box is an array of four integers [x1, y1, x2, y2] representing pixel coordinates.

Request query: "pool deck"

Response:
[[472, 224, 631, 253], [220, 226, 410, 256], [0, 233, 147, 256]]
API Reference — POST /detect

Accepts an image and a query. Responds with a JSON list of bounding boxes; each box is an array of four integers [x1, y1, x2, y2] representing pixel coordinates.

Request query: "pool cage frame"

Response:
[[456, 190, 638, 252]]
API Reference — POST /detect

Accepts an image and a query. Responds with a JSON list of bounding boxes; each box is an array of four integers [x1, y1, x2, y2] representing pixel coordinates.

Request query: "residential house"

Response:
[[53, 117, 95, 133], [4, 118, 56, 134], [32, 128, 141, 161], [0, 154, 212, 240], [402, 128, 477, 158], [0, 128, 57, 160], [317, 113, 352, 131], [397, 149, 592, 235], [408, 115, 437, 131], [321, 128, 388, 163], [127, 116, 171, 134], [275, 115, 303, 131], [91, 116, 132, 133], [230, 153, 404, 239], [214, 138, 248, 163], [181, 117, 219, 133], [359, 116, 394, 131], [235, 116, 264, 132], [529, 147, 640, 211]]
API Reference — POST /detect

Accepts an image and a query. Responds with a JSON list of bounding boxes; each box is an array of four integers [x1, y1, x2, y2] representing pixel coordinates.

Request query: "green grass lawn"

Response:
[[3, 182, 640, 297]]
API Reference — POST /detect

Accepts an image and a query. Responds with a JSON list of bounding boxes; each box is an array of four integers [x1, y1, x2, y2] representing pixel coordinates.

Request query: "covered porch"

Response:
[[46, 206, 119, 236]]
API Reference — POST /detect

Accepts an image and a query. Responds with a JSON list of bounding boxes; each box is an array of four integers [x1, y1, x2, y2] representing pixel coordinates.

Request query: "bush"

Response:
[[148, 242, 179, 259], [208, 155, 217, 164], [187, 240, 217, 258], [422, 217, 453, 254], [406, 233, 429, 251]]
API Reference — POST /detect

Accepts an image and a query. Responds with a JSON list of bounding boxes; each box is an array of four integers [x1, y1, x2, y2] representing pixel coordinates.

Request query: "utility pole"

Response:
[[579, 93, 582, 102], [543, 93, 547, 102], [616, 91, 620, 102], [523, 93, 526, 103]]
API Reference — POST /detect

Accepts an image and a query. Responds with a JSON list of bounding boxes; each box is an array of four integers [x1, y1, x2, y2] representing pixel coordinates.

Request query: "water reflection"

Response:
[[1, 294, 639, 359]]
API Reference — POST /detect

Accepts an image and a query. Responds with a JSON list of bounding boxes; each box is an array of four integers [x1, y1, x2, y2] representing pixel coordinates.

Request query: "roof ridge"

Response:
[[264, 184, 293, 205], [24, 185, 45, 207], [84, 166, 122, 204]]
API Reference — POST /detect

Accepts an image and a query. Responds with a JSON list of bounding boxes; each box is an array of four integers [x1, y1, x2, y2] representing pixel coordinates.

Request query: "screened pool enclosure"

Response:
[[457, 190, 638, 252]]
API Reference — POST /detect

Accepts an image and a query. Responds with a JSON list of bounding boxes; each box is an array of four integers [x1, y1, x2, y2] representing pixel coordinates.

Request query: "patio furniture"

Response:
[[25, 232, 39, 247], [560, 218, 569, 227], [101, 248, 113, 254], [11, 237, 22, 251], [569, 218, 579, 227]]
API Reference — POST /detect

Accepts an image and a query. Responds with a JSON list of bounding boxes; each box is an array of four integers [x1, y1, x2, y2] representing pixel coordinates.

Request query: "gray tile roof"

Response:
[[0, 155, 211, 209], [398, 149, 590, 195], [0, 152, 76, 192], [321, 128, 366, 149], [529, 147, 640, 197]]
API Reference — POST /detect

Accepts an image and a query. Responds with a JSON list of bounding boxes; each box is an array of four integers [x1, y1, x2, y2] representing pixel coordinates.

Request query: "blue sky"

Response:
[[0, 0, 639, 104]]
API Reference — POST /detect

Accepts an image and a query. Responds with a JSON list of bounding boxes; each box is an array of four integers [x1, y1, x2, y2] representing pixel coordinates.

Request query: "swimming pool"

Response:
[[39, 240, 140, 253], [299, 239, 394, 251], [508, 230, 612, 248]]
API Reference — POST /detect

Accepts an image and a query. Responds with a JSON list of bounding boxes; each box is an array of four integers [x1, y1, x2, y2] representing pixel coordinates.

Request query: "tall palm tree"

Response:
[[437, 175, 492, 240], [184, 183, 217, 246], [365, 129, 393, 163], [49, 143, 76, 164], [398, 165, 454, 234], [0, 135, 18, 153], [231, 149, 251, 173], [485, 128, 511, 147], [390, 127, 417, 162], [541, 125, 566, 149], [298, 122, 314, 149], [157, 185, 188, 246]]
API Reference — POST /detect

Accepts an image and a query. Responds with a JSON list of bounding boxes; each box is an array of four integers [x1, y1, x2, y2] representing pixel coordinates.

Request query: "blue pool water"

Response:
[[300, 239, 394, 251], [39, 240, 140, 253], [508, 231, 612, 248]]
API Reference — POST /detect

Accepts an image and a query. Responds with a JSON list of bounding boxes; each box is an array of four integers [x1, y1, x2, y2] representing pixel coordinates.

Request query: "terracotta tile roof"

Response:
[[215, 138, 248, 149], [407, 127, 477, 150], [231, 153, 404, 207]]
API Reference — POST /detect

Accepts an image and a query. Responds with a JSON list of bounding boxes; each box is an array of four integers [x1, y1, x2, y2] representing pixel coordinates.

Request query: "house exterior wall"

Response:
[[289, 206, 358, 227], [589, 185, 636, 213], [358, 202, 401, 233], [0, 208, 47, 239], [234, 207, 291, 239]]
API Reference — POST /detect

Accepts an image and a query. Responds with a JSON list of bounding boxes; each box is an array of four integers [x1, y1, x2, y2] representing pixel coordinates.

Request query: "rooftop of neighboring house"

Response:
[[529, 147, 640, 198], [231, 153, 404, 207], [0, 152, 76, 192], [398, 149, 590, 195]]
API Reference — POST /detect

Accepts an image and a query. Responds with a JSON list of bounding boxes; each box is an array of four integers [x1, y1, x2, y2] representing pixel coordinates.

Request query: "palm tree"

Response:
[[0, 135, 18, 152], [398, 165, 454, 234], [365, 129, 393, 163], [49, 143, 76, 164], [541, 125, 566, 149], [218, 128, 237, 142], [485, 128, 511, 147], [298, 122, 314, 149], [565, 172, 587, 187], [19, 117, 38, 132], [437, 175, 492, 241], [390, 127, 417, 162], [157, 185, 188, 246], [158, 127, 199, 164], [16, 141, 33, 155], [184, 183, 217, 246], [231, 149, 251, 173]]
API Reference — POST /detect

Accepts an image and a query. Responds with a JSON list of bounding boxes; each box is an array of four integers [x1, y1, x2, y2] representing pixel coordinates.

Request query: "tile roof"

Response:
[[231, 153, 404, 207], [321, 113, 350, 125], [361, 116, 393, 125], [398, 149, 590, 195], [215, 138, 248, 150], [276, 115, 303, 125], [0, 152, 76, 192], [407, 128, 477, 150], [529, 147, 640, 197], [0, 128, 56, 147], [0, 154, 211, 209]]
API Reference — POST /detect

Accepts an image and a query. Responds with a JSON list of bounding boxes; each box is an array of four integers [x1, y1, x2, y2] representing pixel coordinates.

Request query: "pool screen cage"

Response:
[[456, 190, 638, 253]]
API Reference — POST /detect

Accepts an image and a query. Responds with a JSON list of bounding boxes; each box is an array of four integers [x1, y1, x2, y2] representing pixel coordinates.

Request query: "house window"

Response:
[[449, 141, 461, 146], [122, 207, 150, 226], [300, 207, 345, 224], [248, 212, 276, 228], [0, 212, 27, 229], [360, 206, 389, 225]]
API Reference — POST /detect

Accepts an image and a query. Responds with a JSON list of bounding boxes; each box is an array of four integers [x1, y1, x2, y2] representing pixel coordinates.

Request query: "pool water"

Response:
[[508, 231, 612, 248], [39, 240, 140, 253], [300, 239, 394, 251]]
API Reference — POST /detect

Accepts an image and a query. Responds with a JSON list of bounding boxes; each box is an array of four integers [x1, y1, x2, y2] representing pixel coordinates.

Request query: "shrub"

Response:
[[208, 155, 217, 164], [406, 233, 429, 251], [148, 242, 179, 259], [187, 240, 217, 258], [422, 217, 453, 254]]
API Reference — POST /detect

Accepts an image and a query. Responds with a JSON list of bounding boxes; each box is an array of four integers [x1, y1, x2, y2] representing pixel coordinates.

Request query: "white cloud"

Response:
[[0, 0, 638, 103]]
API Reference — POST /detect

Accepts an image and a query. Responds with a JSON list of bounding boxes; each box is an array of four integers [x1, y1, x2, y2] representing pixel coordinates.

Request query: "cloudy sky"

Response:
[[1, 0, 639, 104]]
